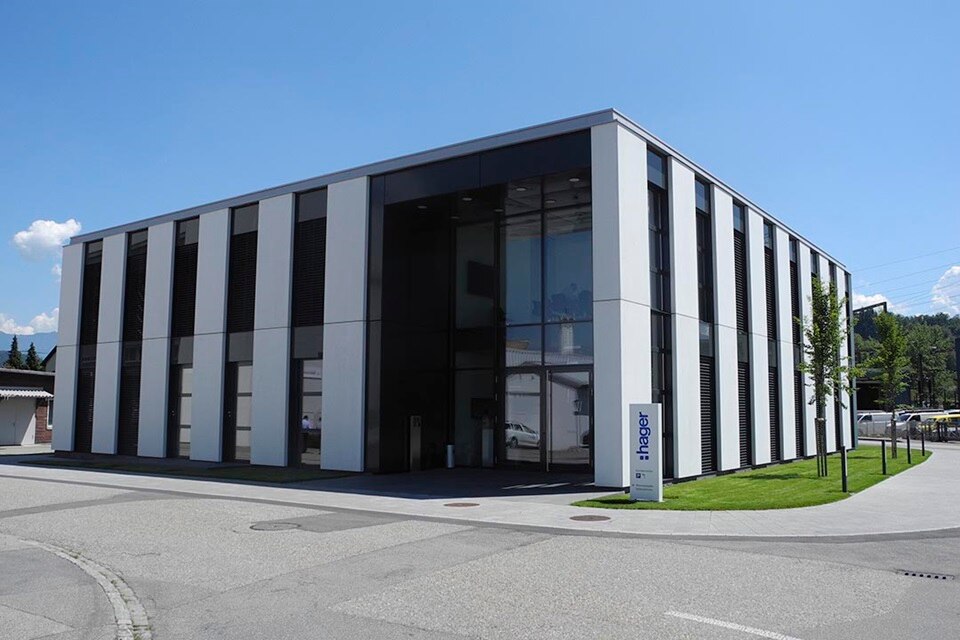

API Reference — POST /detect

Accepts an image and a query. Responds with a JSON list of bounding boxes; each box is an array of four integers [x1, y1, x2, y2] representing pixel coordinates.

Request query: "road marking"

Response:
[[665, 611, 803, 640], [26, 539, 152, 640]]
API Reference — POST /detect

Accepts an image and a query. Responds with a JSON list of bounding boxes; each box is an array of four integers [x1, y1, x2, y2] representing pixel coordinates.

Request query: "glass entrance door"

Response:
[[504, 371, 542, 465], [546, 369, 592, 469]]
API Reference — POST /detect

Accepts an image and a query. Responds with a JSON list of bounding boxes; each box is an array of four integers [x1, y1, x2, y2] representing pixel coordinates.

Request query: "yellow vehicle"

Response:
[[923, 413, 960, 441]]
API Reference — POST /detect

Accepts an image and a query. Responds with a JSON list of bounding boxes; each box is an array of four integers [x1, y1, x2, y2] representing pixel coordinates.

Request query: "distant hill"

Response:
[[0, 332, 57, 363]]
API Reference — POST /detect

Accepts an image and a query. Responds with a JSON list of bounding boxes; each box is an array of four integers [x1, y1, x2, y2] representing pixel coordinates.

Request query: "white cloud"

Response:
[[931, 266, 960, 315], [11, 218, 81, 260], [0, 308, 59, 335], [51, 263, 62, 281]]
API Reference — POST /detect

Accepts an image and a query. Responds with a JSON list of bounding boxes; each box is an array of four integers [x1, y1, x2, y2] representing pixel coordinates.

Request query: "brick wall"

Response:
[[34, 399, 51, 444]]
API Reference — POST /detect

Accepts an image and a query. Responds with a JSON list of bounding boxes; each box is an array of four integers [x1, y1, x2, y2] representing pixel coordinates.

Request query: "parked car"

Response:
[[504, 422, 540, 449]]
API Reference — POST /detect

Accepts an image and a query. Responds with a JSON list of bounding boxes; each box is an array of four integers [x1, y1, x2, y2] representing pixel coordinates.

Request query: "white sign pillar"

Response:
[[629, 403, 663, 502]]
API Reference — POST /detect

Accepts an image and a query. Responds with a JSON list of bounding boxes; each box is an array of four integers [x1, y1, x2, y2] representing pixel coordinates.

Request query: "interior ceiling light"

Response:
[[417, 204, 428, 210], [494, 208, 504, 213], [545, 199, 556, 204], [462, 196, 473, 202], [568, 177, 581, 183], [515, 186, 527, 192]]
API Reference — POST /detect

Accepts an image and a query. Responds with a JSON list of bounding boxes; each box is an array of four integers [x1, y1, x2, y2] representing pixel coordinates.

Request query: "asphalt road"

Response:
[[1, 473, 958, 640]]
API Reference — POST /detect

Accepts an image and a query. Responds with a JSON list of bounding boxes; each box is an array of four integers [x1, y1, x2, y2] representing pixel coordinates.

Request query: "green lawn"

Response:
[[574, 444, 929, 511], [20, 458, 353, 484]]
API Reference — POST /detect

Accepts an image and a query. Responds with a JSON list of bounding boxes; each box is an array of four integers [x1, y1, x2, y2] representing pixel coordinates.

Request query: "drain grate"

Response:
[[444, 502, 479, 508], [570, 515, 610, 522], [250, 522, 301, 531], [897, 570, 955, 581]]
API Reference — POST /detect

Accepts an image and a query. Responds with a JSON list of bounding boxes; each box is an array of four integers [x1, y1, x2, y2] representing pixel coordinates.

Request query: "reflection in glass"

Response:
[[505, 372, 541, 464], [503, 213, 541, 325], [298, 358, 323, 465], [177, 365, 192, 458], [545, 207, 592, 322], [548, 370, 591, 467], [505, 325, 542, 367], [454, 370, 495, 467], [544, 322, 593, 364]]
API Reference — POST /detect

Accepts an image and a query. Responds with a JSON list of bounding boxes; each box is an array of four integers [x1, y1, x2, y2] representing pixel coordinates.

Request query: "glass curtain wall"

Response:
[[290, 188, 327, 466], [366, 131, 592, 473], [74, 240, 103, 454], [648, 151, 674, 478], [117, 230, 147, 456], [695, 180, 717, 473], [790, 239, 805, 457], [169, 218, 198, 458], [764, 222, 781, 461], [224, 204, 258, 462], [733, 204, 752, 467]]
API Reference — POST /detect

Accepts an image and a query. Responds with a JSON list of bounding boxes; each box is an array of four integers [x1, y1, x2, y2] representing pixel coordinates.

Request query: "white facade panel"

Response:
[[747, 208, 771, 464], [137, 337, 170, 457], [321, 176, 370, 472], [52, 344, 78, 451], [711, 187, 740, 471], [798, 243, 817, 455], [194, 209, 230, 336], [251, 327, 291, 466], [668, 158, 700, 478], [91, 340, 121, 454], [58, 244, 84, 347], [819, 253, 837, 452], [96, 234, 126, 345], [142, 222, 175, 340], [838, 270, 853, 449], [324, 177, 369, 324], [775, 227, 796, 460], [320, 321, 365, 472], [590, 123, 651, 488], [190, 332, 226, 462], [253, 194, 295, 330]]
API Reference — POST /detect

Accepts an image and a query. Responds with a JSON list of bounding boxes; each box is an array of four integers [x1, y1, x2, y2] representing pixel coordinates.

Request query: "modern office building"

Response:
[[53, 109, 853, 487]]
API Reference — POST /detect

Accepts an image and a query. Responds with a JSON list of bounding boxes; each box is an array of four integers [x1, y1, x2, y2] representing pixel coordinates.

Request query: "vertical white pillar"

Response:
[[711, 187, 740, 471], [819, 253, 837, 452], [838, 269, 853, 449], [191, 209, 230, 462], [668, 158, 701, 478], [775, 227, 797, 460], [138, 222, 175, 457], [52, 243, 84, 452], [91, 233, 126, 454], [798, 243, 817, 455], [590, 122, 651, 488], [747, 208, 771, 464], [321, 177, 369, 472], [251, 194, 295, 466]]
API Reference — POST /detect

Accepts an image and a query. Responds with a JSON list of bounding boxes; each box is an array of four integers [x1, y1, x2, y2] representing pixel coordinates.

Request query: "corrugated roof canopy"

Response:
[[0, 387, 53, 399]]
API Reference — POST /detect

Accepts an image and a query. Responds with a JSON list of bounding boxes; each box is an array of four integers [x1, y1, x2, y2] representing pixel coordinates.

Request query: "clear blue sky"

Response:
[[1, 1, 958, 335]]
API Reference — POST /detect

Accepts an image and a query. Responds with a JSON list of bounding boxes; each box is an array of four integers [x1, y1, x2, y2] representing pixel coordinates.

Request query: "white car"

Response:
[[504, 422, 540, 449]]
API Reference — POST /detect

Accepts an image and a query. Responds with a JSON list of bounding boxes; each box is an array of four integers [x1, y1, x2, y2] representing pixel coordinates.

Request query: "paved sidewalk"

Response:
[[1, 442, 957, 540]]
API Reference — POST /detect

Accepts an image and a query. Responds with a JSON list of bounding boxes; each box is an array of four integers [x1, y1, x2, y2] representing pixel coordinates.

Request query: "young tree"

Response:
[[797, 278, 858, 477], [25, 342, 41, 371], [869, 313, 909, 458], [3, 335, 24, 369], [905, 323, 951, 407]]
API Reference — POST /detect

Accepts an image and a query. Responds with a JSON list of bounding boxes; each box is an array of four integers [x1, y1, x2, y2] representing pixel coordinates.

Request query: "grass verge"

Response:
[[574, 444, 929, 511], [19, 458, 353, 483]]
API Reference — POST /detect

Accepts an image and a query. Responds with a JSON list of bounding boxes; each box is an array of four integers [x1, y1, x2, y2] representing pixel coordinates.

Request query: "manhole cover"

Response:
[[570, 515, 610, 522], [897, 570, 955, 581], [250, 522, 301, 531], [444, 502, 479, 508]]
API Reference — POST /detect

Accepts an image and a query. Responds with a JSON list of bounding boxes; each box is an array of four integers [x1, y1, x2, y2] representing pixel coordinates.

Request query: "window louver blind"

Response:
[[769, 367, 781, 461], [74, 361, 96, 453], [292, 216, 327, 327], [765, 248, 777, 339], [172, 242, 198, 338], [122, 245, 147, 343], [734, 232, 748, 333], [700, 356, 716, 473], [790, 262, 801, 344], [795, 369, 805, 457], [227, 232, 258, 334], [117, 358, 142, 456], [738, 361, 752, 467], [79, 261, 102, 346]]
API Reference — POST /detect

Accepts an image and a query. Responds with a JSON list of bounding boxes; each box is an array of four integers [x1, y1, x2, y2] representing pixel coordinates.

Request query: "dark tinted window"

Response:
[[647, 150, 667, 189], [695, 180, 711, 213]]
